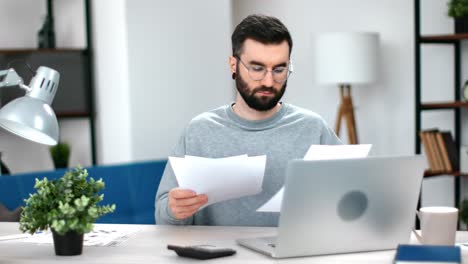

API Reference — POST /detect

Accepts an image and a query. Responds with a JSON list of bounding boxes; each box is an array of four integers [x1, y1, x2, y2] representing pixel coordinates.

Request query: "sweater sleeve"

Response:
[[154, 132, 194, 225], [320, 119, 343, 145]]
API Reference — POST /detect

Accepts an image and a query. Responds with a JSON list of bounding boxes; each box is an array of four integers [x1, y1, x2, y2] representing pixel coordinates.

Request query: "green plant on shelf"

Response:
[[49, 142, 70, 169], [460, 199, 468, 226], [448, 0, 468, 18]]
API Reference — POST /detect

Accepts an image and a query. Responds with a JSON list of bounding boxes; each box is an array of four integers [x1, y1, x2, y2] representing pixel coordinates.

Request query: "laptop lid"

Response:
[[273, 156, 425, 258]]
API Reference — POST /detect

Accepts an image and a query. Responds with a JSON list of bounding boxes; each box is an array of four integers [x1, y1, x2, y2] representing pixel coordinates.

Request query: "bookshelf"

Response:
[[424, 171, 467, 178], [414, 0, 467, 210]]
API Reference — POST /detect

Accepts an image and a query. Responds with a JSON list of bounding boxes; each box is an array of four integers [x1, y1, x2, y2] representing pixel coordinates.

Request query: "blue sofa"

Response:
[[0, 160, 167, 224]]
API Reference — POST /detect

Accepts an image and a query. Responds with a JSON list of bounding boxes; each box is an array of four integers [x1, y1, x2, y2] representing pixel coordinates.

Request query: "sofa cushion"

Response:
[[0, 160, 166, 224]]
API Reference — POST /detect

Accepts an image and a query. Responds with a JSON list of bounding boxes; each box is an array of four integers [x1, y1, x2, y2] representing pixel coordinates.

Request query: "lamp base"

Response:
[[335, 84, 358, 144]]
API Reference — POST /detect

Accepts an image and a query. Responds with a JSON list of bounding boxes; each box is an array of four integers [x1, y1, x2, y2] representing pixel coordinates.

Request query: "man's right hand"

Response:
[[168, 188, 208, 220]]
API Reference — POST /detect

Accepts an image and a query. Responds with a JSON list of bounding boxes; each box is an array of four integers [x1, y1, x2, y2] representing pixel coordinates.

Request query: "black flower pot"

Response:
[[455, 17, 468, 33], [52, 229, 84, 256]]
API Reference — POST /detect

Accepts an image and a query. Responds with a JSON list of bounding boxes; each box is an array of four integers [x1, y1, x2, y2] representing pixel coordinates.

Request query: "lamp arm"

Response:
[[0, 69, 31, 92], [18, 83, 32, 92]]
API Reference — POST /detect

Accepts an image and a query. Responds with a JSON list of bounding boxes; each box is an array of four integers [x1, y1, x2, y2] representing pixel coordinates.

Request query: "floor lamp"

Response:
[[316, 32, 379, 144]]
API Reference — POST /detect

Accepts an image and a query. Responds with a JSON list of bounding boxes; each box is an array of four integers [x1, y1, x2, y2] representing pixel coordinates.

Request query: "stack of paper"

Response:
[[257, 144, 372, 212], [169, 155, 266, 207]]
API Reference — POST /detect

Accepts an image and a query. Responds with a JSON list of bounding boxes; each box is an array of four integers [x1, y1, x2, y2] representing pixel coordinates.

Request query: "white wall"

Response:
[[91, 0, 132, 164], [0, 0, 85, 49], [0, 0, 91, 173], [124, 0, 233, 160]]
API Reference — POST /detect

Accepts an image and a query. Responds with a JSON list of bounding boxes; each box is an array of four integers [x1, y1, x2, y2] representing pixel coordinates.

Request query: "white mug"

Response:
[[412, 206, 458, 245]]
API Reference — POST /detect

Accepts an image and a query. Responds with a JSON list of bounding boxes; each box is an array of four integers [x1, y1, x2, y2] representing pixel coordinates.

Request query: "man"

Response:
[[155, 14, 341, 226]]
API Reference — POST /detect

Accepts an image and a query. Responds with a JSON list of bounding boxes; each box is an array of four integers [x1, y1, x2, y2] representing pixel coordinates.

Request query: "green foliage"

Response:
[[19, 167, 115, 235], [460, 199, 468, 225], [49, 142, 71, 168], [448, 0, 468, 18]]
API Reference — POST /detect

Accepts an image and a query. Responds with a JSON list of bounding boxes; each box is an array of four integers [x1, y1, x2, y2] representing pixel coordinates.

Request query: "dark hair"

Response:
[[231, 14, 293, 57]]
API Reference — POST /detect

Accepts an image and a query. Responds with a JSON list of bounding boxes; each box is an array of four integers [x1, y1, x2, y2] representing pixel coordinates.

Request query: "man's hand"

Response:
[[168, 188, 208, 220]]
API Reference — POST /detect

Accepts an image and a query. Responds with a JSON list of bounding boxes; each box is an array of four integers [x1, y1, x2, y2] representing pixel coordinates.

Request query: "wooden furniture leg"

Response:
[[334, 84, 358, 144]]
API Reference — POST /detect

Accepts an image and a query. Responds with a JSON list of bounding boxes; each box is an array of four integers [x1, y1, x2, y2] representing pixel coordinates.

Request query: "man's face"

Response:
[[234, 39, 290, 111]]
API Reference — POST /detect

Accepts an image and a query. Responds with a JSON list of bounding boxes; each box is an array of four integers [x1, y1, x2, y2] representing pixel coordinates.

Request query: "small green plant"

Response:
[[49, 142, 71, 169], [19, 166, 115, 235], [448, 0, 468, 18], [460, 199, 468, 226]]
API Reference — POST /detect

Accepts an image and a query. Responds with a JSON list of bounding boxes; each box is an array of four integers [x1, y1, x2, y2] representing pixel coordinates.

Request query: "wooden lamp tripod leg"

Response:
[[335, 87, 345, 137], [335, 84, 358, 144]]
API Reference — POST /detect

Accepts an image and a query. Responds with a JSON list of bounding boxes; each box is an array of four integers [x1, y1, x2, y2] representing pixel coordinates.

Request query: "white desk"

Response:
[[0, 223, 468, 263]]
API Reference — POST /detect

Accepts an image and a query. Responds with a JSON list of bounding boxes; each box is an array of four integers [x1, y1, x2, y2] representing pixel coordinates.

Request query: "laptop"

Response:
[[237, 156, 425, 258]]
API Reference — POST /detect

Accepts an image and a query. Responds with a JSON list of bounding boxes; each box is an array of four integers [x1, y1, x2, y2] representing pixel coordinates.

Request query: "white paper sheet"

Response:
[[257, 144, 372, 212], [304, 144, 372, 160], [169, 155, 266, 207], [257, 187, 284, 213]]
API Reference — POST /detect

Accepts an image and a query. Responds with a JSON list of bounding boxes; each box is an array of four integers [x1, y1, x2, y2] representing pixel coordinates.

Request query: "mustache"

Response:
[[253, 86, 276, 94]]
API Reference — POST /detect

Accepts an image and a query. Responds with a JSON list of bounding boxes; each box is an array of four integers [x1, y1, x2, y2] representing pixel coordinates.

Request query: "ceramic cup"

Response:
[[412, 206, 458, 245]]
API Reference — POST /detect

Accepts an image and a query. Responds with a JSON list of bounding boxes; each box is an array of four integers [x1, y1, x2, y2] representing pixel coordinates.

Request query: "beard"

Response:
[[235, 71, 287, 112]]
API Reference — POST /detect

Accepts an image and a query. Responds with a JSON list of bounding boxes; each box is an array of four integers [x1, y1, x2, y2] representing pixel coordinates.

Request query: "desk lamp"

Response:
[[0, 66, 59, 145], [316, 32, 379, 144]]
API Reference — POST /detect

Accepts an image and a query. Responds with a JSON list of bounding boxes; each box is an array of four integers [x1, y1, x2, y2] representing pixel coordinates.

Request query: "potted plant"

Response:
[[49, 142, 71, 169], [19, 166, 115, 256], [447, 0, 468, 33]]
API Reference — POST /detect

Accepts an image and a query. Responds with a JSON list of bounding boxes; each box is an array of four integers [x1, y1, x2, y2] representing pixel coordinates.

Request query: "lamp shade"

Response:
[[0, 66, 59, 145], [0, 97, 58, 145], [315, 32, 379, 84]]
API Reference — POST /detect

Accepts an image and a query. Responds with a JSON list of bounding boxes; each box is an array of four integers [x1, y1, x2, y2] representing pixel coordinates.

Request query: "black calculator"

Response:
[[167, 244, 236, 260]]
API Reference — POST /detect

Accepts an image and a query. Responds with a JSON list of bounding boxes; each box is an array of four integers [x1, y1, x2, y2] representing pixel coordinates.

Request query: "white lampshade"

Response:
[[315, 32, 379, 84], [0, 66, 59, 145], [0, 97, 58, 145]]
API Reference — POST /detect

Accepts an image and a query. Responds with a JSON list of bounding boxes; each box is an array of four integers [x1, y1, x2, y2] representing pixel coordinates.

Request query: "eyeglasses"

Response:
[[236, 57, 293, 84]]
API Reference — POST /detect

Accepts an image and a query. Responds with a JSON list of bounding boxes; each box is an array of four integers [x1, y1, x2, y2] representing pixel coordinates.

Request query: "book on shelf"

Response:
[[427, 131, 445, 171], [436, 132, 453, 172], [394, 244, 461, 264], [419, 131, 437, 172], [419, 129, 459, 174], [440, 131, 459, 171]]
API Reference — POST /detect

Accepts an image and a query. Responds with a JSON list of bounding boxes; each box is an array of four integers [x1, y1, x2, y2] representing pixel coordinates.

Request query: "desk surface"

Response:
[[1, 223, 468, 263]]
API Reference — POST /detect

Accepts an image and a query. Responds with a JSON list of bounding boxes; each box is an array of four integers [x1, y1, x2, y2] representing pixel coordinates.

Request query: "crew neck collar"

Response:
[[225, 102, 288, 130]]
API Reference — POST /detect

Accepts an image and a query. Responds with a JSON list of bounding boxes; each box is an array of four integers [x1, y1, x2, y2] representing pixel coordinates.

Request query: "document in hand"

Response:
[[303, 144, 372, 160], [256, 144, 372, 212], [169, 155, 266, 208]]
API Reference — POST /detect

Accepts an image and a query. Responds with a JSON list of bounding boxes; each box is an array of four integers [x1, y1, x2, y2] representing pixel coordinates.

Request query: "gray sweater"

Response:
[[155, 103, 341, 226]]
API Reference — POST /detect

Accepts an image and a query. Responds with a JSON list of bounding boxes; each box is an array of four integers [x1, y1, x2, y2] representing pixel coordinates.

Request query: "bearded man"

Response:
[[155, 14, 341, 226]]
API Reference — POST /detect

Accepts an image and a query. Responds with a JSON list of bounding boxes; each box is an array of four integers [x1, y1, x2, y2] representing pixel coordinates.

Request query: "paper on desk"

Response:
[[0, 233, 30, 241], [169, 155, 266, 207], [9, 226, 142, 247], [257, 144, 372, 212]]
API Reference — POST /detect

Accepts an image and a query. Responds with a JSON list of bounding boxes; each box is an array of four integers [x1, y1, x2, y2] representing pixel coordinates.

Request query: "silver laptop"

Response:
[[237, 156, 425, 258]]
